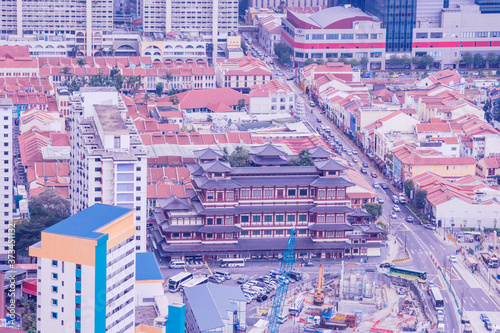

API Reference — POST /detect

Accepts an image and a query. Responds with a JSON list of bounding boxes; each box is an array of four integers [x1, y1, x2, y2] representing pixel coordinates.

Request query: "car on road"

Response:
[[393, 205, 401, 212], [310, 101, 316, 107], [405, 215, 413, 223], [286, 76, 294, 81], [237, 275, 249, 284], [346, 151, 352, 156], [449, 255, 458, 263], [392, 195, 399, 204], [304, 261, 314, 267], [352, 150, 357, 155], [379, 262, 391, 268], [390, 211, 397, 219], [484, 320, 493, 331], [377, 197, 384, 204], [380, 183, 388, 189], [362, 162, 369, 168], [373, 183, 379, 189], [275, 72, 284, 76], [371, 172, 378, 178], [360, 168, 367, 174], [424, 224, 436, 231], [209, 275, 224, 284], [481, 314, 490, 322], [352, 157, 358, 163], [316, 118, 322, 123], [348, 161, 355, 167], [399, 197, 407, 204]]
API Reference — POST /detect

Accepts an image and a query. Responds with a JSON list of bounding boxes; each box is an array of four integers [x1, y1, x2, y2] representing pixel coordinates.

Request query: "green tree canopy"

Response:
[[289, 149, 313, 166], [228, 146, 253, 167], [404, 179, 415, 199], [156, 82, 164, 97], [304, 58, 315, 66], [462, 52, 474, 69], [77, 58, 87, 67], [274, 43, 291, 64], [237, 98, 246, 111], [20, 296, 36, 333], [362, 203, 383, 221], [474, 53, 486, 69], [16, 189, 70, 257], [486, 52, 498, 68], [415, 188, 427, 210], [169, 94, 179, 106]]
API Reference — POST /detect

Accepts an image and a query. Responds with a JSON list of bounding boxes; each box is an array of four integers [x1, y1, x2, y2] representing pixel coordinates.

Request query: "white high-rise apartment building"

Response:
[[0, 99, 13, 258], [30, 204, 137, 333], [142, 0, 238, 42], [70, 87, 147, 252], [0, 0, 113, 55]]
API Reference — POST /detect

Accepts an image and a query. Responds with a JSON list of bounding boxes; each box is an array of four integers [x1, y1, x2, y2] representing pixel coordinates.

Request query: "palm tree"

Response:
[[71, 45, 80, 58], [77, 58, 87, 67], [162, 71, 173, 92], [107, 47, 114, 57], [98, 47, 105, 57], [206, 43, 214, 64]]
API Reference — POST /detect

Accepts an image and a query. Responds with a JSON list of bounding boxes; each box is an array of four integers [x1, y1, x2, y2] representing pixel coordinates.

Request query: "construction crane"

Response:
[[268, 229, 296, 333], [314, 264, 325, 305]]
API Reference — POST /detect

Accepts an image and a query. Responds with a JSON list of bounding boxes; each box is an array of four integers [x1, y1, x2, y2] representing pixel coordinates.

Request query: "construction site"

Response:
[[246, 231, 434, 333]]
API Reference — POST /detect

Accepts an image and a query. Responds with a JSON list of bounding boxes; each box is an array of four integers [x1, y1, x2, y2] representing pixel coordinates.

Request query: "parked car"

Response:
[[484, 320, 493, 331], [286, 76, 294, 81], [393, 205, 401, 212], [379, 262, 391, 268], [304, 261, 314, 267], [362, 162, 369, 168], [424, 224, 436, 231], [377, 197, 384, 204], [316, 118, 322, 123], [237, 275, 249, 284], [209, 275, 224, 284], [390, 211, 397, 219], [373, 183, 380, 189], [371, 172, 378, 178], [380, 183, 388, 189], [449, 255, 458, 263], [406, 215, 413, 223]]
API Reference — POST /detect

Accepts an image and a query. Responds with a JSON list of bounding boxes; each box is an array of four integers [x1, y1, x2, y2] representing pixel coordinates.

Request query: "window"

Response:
[[216, 218, 222, 225], [264, 215, 273, 222], [207, 192, 214, 200], [52, 260, 58, 267], [207, 218, 213, 225], [327, 215, 335, 223], [226, 192, 234, 200], [253, 215, 261, 223], [51, 312, 58, 319], [337, 189, 345, 198], [226, 217, 233, 225], [51, 273, 58, 280], [113, 136, 120, 149], [276, 230, 284, 235], [298, 230, 307, 234], [299, 214, 307, 222], [416, 32, 428, 39], [370, 34, 379, 39], [241, 190, 250, 197], [183, 233, 191, 237], [341, 34, 354, 40], [356, 34, 368, 39], [206, 233, 213, 238], [312, 34, 324, 40], [475, 31, 488, 38], [318, 216, 325, 223], [241, 216, 249, 223], [327, 189, 335, 197], [241, 231, 249, 236], [51, 286, 58, 293], [299, 189, 307, 196], [264, 230, 272, 235], [264, 189, 273, 197], [326, 34, 339, 40], [337, 215, 344, 223], [253, 189, 262, 197], [51, 299, 58, 306], [172, 233, 179, 237], [252, 230, 260, 235], [276, 215, 284, 222], [288, 189, 296, 196], [318, 189, 326, 198], [287, 215, 295, 222], [491, 31, 500, 37], [326, 52, 338, 58]]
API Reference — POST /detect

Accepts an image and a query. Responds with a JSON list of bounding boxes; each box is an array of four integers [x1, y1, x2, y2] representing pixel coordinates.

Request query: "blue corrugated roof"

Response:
[[184, 284, 246, 331], [136, 253, 163, 281], [43, 204, 133, 240]]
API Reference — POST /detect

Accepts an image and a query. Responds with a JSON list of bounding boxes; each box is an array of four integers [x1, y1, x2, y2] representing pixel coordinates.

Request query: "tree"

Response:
[[77, 58, 87, 67], [289, 149, 313, 166], [277, 0, 286, 13], [404, 179, 415, 200], [20, 296, 36, 333], [415, 188, 427, 210], [420, 54, 434, 69], [360, 56, 369, 70], [237, 98, 246, 111], [315, 59, 324, 65], [16, 189, 70, 257], [169, 94, 179, 106], [362, 203, 383, 221], [462, 52, 474, 69], [206, 43, 214, 59], [71, 45, 80, 58], [349, 59, 359, 67], [486, 52, 498, 68], [126, 75, 143, 97], [401, 55, 412, 68], [60, 66, 71, 76], [474, 53, 486, 69], [274, 42, 291, 64], [156, 82, 164, 97], [304, 58, 315, 66], [388, 55, 403, 68], [228, 146, 253, 167]]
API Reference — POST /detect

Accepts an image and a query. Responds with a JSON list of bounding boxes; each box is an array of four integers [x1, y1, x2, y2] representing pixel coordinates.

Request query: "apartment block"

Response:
[[142, 0, 238, 44], [70, 87, 147, 252], [0, 99, 13, 258], [249, 0, 328, 7], [29, 204, 137, 333]]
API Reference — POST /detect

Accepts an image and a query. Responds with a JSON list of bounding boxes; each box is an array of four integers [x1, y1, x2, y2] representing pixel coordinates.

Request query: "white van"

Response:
[[214, 271, 231, 280], [169, 261, 185, 269]]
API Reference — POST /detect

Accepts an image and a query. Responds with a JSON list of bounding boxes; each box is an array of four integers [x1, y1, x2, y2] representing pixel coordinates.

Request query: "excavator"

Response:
[[314, 264, 324, 305]]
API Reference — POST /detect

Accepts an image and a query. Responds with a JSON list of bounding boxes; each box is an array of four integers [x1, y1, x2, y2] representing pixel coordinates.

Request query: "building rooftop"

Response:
[[43, 204, 133, 240], [94, 105, 128, 135], [136, 253, 163, 281]]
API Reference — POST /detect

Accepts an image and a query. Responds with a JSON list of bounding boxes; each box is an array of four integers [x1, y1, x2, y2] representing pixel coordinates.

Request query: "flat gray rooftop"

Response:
[[94, 105, 128, 135]]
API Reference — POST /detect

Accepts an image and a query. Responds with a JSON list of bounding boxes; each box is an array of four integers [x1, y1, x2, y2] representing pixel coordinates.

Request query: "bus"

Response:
[[388, 266, 427, 283], [168, 272, 193, 292], [430, 287, 444, 310], [180, 276, 208, 290], [220, 258, 245, 268], [289, 295, 304, 316]]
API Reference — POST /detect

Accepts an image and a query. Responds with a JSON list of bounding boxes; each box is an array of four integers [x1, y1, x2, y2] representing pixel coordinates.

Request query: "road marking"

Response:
[[482, 297, 489, 303]]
